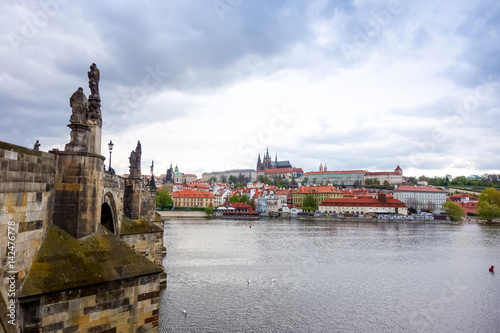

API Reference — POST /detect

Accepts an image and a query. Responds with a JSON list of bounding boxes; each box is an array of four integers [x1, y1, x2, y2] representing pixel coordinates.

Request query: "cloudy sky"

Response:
[[1, 0, 499, 178]]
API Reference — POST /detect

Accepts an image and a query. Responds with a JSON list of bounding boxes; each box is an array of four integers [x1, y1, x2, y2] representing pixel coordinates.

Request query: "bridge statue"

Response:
[[69, 87, 88, 124], [129, 141, 142, 178], [88, 63, 100, 97]]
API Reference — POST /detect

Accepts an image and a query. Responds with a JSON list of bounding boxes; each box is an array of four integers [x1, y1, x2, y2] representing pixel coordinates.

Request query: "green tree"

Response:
[[479, 187, 500, 206], [210, 176, 217, 183], [156, 189, 173, 209], [204, 205, 214, 217], [478, 188, 500, 222], [303, 194, 318, 210], [441, 201, 464, 221], [221, 175, 227, 183], [229, 194, 240, 203], [228, 175, 236, 184], [302, 177, 309, 185], [478, 202, 500, 222], [240, 194, 250, 204], [451, 176, 468, 186]]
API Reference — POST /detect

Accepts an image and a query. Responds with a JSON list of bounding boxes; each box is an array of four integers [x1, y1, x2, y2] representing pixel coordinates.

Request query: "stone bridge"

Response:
[[0, 64, 164, 332]]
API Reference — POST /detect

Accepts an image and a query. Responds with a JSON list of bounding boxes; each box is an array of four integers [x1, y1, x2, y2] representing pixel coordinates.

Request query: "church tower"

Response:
[[263, 148, 272, 171], [257, 153, 263, 171]]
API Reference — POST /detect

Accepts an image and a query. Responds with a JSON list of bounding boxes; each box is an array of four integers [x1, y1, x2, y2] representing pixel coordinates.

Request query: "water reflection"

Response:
[[160, 219, 500, 332]]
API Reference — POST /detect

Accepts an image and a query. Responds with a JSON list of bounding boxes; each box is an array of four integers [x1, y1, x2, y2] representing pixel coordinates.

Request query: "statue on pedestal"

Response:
[[33, 140, 40, 151], [69, 87, 88, 124], [88, 63, 100, 97], [129, 141, 142, 178]]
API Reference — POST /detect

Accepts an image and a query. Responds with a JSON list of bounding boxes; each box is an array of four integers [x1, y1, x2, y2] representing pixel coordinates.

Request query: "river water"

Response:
[[159, 219, 500, 332]]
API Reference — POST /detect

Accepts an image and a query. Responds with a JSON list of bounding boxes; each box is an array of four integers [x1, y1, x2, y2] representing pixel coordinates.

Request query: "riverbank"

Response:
[[157, 211, 206, 219]]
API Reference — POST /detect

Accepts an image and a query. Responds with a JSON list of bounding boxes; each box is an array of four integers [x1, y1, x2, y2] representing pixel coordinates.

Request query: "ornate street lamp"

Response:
[[108, 140, 114, 172]]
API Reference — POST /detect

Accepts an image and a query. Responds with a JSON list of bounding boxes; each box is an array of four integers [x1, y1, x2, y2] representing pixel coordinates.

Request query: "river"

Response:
[[159, 219, 500, 332]]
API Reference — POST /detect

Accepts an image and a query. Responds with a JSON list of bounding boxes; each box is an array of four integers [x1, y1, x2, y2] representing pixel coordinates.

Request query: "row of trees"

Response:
[[417, 174, 500, 188], [441, 187, 500, 222]]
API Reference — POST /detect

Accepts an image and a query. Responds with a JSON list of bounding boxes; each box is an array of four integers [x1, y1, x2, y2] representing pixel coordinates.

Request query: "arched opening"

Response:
[[101, 202, 115, 233]]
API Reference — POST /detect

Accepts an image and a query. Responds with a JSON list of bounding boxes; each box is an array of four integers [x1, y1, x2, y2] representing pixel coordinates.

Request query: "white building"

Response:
[[364, 166, 403, 185], [393, 185, 446, 214]]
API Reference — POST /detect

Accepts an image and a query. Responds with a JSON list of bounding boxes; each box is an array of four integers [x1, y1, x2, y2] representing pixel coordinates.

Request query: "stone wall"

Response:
[[121, 232, 164, 267], [0, 141, 55, 310], [20, 274, 160, 332], [140, 188, 157, 222]]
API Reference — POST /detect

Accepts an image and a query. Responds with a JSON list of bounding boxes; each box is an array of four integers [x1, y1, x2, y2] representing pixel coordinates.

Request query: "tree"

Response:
[[478, 188, 500, 207], [229, 194, 240, 203], [221, 175, 227, 183], [204, 205, 214, 217], [478, 188, 500, 222], [451, 176, 468, 186], [210, 176, 217, 183], [156, 189, 173, 209], [240, 194, 250, 204], [228, 175, 236, 184], [303, 194, 318, 210], [441, 201, 464, 221], [478, 202, 500, 222], [302, 177, 309, 185]]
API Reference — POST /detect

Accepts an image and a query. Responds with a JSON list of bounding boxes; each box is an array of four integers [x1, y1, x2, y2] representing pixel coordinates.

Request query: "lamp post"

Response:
[[108, 140, 114, 172]]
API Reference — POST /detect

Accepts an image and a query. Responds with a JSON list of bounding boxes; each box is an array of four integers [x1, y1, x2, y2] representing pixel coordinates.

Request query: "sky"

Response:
[[1, 0, 499, 178]]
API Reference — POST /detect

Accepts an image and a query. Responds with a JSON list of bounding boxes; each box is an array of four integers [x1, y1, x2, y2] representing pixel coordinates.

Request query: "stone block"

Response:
[[4, 150, 18, 160]]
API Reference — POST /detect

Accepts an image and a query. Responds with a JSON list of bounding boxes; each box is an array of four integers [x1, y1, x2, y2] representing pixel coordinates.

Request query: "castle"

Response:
[[256, 148, 292, 171]]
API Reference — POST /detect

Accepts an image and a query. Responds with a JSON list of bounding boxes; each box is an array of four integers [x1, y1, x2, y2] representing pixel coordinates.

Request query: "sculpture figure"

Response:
[[128, 141, 142, 178], [33, 140, 40, 151], [88, 63, 100, 97], [69, 87, 89, 124]]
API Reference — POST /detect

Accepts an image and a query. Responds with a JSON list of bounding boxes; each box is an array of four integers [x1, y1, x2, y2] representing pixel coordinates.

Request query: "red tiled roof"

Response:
[[297, 185, 343, 194], [395, 165, 402, 171], [305, 170, 365, 175], [172, 190, 214, 198], [365, 171, 400, 176], [264, 167, 303, 173], [394, 185, 445, 193], [228, 202, 253, 209], [320, 196, 406, 208]]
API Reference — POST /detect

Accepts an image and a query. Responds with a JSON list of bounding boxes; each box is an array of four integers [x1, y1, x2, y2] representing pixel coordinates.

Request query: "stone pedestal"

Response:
[[52, 152, 105, 238], [124, 178, 142, 220], [87, 96, 102, 155], [65, 123, 90, 153], [88, 124, 101, 155]]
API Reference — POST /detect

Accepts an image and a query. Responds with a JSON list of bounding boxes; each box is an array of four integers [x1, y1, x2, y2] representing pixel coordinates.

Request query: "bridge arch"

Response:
[[101, 192, 118, 235]]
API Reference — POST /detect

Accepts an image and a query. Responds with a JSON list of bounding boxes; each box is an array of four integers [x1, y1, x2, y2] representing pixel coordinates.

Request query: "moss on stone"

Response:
[[20, 225, 163, 298], [120, 215, 163, 235]]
